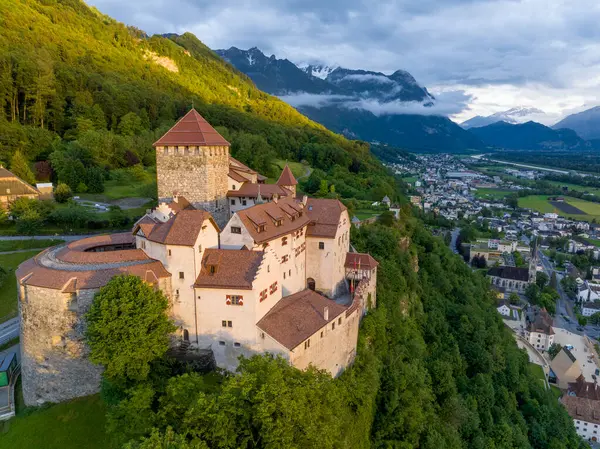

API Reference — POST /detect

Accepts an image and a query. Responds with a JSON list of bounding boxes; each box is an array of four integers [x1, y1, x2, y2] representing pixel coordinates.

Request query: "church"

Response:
[[16, 110, 379, 405]]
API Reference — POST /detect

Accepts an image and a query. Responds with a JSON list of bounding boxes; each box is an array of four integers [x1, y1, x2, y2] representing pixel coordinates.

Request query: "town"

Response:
[[387, 152, 600, 444]]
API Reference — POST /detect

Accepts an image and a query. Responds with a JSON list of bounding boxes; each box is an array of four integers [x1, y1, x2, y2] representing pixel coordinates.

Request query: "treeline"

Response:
[[85, 208, 584, 448], [0, 0, 396, 201], [492, 151, 600, 174]]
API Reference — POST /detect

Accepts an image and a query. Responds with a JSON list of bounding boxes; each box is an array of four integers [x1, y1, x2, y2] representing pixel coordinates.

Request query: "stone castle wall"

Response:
[[19, 285, 102, 405], [156, 145, 230, 226]]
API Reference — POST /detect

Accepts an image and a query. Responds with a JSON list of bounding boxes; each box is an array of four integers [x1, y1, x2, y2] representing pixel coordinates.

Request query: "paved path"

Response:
[[0, 318, 19, 347], [297, 166, 313, 181], [0, 234, 95, 242]]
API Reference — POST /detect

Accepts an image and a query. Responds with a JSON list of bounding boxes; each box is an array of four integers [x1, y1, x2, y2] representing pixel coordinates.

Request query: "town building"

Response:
[[0, 167, 40, 208], [550, 347, 580, 388], [568, 374, 600, 400], [525, 307, 555, 351], [16, 110, 379, 406], [562, 395, 600, 443]]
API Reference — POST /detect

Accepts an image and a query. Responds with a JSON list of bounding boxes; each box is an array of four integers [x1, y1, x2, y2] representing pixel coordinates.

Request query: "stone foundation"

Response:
[[19, 286, 102, 405]]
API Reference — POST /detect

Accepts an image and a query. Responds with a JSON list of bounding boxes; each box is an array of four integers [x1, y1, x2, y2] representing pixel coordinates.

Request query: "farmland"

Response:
[[519, 195, 600, 222], [474, 188, 516, 199]]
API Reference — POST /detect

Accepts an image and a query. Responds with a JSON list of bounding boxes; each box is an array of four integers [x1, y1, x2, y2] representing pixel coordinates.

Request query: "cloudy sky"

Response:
[[88, 0, 600, 124]]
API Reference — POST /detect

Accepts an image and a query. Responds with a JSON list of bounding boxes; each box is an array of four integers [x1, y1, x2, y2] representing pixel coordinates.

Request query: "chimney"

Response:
[[302, 195, 308, 206], [273, 194, 278, 203], [324, 306, 329, 321]]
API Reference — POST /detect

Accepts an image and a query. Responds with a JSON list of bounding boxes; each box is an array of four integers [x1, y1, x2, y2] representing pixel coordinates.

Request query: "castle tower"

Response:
[[276, 164, 298, 196], [154, 109, 230, 226]]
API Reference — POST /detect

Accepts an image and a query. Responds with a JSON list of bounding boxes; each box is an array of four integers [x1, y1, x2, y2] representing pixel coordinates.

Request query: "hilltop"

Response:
[[0, 0, 394, 201]]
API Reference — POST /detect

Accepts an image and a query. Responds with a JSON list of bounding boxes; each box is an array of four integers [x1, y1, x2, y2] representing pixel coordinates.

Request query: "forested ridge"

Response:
[[0, 0, 396, 200], [0, 1, 586, 448]]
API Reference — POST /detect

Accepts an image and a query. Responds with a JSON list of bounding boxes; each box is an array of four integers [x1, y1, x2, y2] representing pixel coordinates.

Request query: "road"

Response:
[[536, 249, 600, 339], [450, 228, 460, 254], [0, 318, 19, 347]]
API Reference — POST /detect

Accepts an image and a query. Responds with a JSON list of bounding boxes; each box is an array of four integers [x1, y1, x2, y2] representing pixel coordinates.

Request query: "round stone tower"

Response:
[[154, 109, 230, 226]]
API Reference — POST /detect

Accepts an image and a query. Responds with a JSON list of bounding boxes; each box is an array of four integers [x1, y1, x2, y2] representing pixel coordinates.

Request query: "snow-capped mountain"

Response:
[[215, 46, 483, 152], [299, 63, 337, 80], [461, 107, 546, 129]]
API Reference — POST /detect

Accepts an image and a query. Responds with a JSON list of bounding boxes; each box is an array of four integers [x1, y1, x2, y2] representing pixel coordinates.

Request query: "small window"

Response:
[[179, 272, 184, 279], [228, 320, 232, 328], [175, 289, 179, 296], [319, 242, 325, 250], [283, 272, 286, 279], [231, 199, 236, 205], [260, 332, 265, 339], [222, 320, 227, 327], [140, 240, 146, 249], [209, 265, 216, 274], [232, 185, 236, 190], [231, 226, 242, 234], [242, 200, 247, 206], [320, 331, 324, 338], [289, 269, 291, 276], [282, 237, 288, 246], [332, 322, 335, 330], [234, 342, 241, 348], [198, 245, 202, 253], [228, 295, 243, 306], [219, 340, 226, 346], [304, 339, 310, 349], [338, 317, 342, 325], [163, 148, 168, 155]]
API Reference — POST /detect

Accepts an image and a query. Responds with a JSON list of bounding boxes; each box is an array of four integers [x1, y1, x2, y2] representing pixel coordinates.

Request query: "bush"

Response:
[[16, 209, 42, 235], [54, 183, 73, 203]]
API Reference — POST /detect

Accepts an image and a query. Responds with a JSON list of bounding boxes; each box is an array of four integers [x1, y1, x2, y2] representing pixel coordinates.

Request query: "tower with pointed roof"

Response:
[[276, 164, 298, 196], [154, 109, 231, 225]]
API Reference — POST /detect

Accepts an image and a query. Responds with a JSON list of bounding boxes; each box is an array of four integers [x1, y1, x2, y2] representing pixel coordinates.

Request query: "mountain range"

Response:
[[469, 121, 592, 151], [460, 107, 547, 129], [216, 47, 484, 152], [553, 106, 600, 140]]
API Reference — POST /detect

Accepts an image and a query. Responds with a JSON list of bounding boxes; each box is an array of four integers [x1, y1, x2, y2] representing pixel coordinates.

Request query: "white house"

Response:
[[563, 396, 600, 443]]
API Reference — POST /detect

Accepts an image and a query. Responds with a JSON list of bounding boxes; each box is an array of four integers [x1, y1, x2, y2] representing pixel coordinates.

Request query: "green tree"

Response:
[[53, 182, 72, 203], [86, 275, 176, 385], [577, 314, 588, 326], [548, 343, 562, 359], [536, 272, 549, 289], [9, 150, 35, 184], [509, 292, 520, 305]]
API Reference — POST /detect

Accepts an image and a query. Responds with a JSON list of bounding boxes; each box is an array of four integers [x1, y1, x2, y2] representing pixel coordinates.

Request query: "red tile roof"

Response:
[[138, 209, 218, 246], [194, 248, 264, 290], [305, 198, 347, 238], [257, 289, 347, 350], [236, 197, 311, 244], [563, 395, 600, 425], [153, 109, 230, 147], [16, 234, 171, 291], [276, 165, 298, 186], [227, 183, 291, 199], [345, 252, 379, 270]]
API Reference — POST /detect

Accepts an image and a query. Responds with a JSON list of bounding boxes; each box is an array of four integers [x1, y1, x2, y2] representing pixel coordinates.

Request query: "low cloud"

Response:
[[279, 89, 472, 117], [278, 93, 354, 108], [341, 74, 394, 84]]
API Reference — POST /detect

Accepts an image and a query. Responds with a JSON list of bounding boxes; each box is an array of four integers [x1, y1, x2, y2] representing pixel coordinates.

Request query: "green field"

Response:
[[354, 209, 381, 220], [545, 180, 600, 196], [0, 239, 64, 252], [518, 195, 600, 222], [0, 250, 40, 320], [474, 188, 515, 199], [0, 395, 115, 449]]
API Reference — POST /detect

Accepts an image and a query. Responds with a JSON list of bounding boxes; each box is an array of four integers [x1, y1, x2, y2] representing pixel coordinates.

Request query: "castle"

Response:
[[16, 110, 379, 405]]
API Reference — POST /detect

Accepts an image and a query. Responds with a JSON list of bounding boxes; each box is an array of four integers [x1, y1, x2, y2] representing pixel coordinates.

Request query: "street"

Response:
[[537, 249, 600, 340]]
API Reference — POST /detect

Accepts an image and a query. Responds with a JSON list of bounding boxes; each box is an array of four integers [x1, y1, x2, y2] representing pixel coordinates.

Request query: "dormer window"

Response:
[[275, 219, 282, 227], [258, 224, 266, 232], [208, 265, 217, 275]]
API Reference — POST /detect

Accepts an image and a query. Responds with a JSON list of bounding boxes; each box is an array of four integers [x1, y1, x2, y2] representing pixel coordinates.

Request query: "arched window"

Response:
[[183, 329, 189, 342]]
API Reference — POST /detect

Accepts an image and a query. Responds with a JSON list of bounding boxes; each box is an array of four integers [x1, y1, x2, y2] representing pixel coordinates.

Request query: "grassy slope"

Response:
[[0, 395, 114, 449], [0, 250, 40, 319], [0, 239, 64, 252]]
